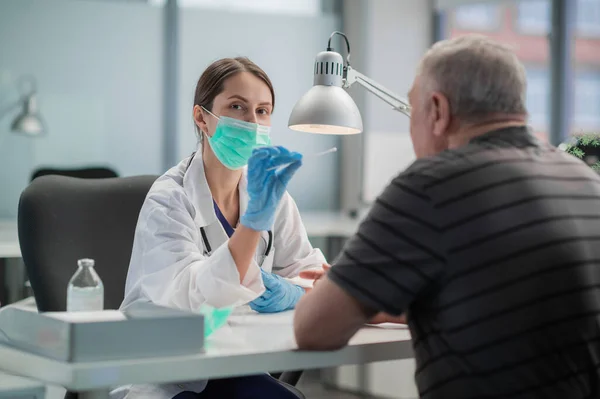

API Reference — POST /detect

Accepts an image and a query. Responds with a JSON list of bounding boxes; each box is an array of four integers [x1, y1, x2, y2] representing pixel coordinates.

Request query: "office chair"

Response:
[[12, 167, 120, 300], [19, 175, 155, 312], [31, 166, 118, 181], [18, 175, 305, 398]]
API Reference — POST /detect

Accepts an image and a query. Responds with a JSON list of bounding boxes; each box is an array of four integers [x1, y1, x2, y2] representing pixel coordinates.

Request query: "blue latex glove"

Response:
[[240, 146, 302, 231], [249, 269, 305, 313]]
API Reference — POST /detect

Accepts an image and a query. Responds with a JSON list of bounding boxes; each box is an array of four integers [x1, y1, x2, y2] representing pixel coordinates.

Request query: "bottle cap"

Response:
[[77, 258, 95, 267]]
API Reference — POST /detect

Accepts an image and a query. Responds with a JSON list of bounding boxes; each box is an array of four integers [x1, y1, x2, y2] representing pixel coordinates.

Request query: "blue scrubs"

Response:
[[172, 203, 298, 399], [213, 200, 235, 237]]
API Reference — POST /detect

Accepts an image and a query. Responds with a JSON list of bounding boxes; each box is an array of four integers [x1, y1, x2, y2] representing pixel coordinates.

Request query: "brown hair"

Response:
[[194, 57, 275, 112]]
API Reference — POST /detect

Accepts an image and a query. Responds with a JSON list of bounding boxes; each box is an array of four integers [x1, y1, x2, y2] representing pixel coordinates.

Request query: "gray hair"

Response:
[[418, 34, 527, 122]]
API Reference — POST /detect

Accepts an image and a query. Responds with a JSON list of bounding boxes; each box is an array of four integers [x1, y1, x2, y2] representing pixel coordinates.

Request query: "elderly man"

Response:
[[294, 35, 600, 398]]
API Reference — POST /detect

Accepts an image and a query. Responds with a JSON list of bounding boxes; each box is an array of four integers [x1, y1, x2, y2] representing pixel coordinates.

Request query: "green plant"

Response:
[[562, 133, 600, 171]]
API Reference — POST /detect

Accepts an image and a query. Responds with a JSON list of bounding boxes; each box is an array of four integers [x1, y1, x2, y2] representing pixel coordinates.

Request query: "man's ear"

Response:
[[193, 105, 208, 135], [430, 92, 451, 138]]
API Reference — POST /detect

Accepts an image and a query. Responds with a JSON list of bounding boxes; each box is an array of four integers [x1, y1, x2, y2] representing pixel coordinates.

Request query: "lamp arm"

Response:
[[344, 67, 411, 117], [0, 100, 21, 120]]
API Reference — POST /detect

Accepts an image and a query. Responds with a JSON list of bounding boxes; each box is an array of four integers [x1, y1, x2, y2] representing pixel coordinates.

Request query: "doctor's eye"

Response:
[[230, 104, 245, 111], [257, 108, 271, 116]]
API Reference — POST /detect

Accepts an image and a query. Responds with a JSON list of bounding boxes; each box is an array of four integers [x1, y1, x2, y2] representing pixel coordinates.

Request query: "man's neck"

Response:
[[447, 116, 528, 150]]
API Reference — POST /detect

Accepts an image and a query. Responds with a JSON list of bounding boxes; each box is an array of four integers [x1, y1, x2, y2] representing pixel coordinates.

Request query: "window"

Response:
[[516, 0, 550, 34], [453, 3, 501, 31], [148, 0, 321, 15], [525, 67, 550, 131], [516, 0, 600, 36], [573, 71, 600, 130], [445, 1, 552, 141], [572, 0, 600, 137], [577, 0, 600, 37]]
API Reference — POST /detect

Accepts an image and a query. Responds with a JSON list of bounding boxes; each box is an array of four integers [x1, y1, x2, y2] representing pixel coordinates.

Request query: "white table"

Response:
[[0, 220, 19, 259], [301, 210, 367, 263], [0, 371, 45, 398], [300, 210, 364, 238], [0, 311, 412, 399]]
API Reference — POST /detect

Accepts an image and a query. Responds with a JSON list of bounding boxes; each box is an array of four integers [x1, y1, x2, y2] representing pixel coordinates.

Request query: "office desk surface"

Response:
[[0, 220, 19, 259], [0, 311, 412, 392]]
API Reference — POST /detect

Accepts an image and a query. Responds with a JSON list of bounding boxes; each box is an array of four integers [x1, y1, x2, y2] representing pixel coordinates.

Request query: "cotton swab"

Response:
[[266, 147, 337, 171]]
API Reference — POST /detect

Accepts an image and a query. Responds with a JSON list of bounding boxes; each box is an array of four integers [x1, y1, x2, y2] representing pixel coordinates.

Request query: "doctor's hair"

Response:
[[193, 57, 275, 140], [418, 34, 527, 123]]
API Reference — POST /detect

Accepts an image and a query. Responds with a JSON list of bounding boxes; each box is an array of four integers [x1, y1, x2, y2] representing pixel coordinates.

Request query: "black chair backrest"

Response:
[[18, 175, 158, 312], [31, 167, 118, 181]]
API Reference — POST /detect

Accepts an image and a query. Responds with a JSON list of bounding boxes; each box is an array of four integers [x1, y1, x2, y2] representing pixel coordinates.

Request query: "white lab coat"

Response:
[[111, 150, 325, 399]]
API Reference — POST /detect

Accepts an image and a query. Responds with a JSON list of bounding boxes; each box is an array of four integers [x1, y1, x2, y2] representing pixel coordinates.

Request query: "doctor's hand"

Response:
[[249, 269, 305, 313], [241, 146, 303, 232]]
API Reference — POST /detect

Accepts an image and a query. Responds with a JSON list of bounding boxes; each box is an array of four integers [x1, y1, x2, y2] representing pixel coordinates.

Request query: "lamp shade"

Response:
[[11, 94, 45, 136], [288, 85, 363, 135], [288, 50, 363, 135]]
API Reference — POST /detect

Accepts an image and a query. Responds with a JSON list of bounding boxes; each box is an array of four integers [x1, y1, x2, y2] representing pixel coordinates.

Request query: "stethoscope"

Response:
[[184, 152, 273, 263]]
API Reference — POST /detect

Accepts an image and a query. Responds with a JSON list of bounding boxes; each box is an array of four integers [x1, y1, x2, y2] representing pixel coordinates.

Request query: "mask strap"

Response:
[[201, 106, 220, 121], [200, 106, 220, 139]]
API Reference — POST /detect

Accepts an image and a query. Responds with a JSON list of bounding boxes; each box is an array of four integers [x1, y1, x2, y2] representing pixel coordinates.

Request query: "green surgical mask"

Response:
[[202, 107, 271, 170]]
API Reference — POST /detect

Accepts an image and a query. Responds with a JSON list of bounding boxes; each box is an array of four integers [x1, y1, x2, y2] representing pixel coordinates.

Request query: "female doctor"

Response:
[[112, 57, 326, 399]]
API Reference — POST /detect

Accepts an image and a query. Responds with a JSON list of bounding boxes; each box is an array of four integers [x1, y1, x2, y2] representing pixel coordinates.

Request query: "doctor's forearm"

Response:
[[228, 225, 261, 281]]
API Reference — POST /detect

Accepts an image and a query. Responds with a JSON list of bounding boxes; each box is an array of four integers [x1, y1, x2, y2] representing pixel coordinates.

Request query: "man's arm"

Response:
[[293, 169, 443, 351], [295, 276, 376, 350], [298, 266, 407, 325]]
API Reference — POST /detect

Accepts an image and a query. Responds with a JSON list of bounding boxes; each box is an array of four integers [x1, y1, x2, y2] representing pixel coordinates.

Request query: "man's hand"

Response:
[[368, 313, 407, 325]]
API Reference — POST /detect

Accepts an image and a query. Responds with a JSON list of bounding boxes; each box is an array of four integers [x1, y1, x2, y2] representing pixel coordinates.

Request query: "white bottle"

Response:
[[66, 258, 104, 312]]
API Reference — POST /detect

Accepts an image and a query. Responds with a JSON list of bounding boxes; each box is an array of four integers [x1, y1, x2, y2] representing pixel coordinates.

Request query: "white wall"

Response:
[[360, 0, 432, 203], [0, 0, 341, 218], [0, 0, 163, 218], [177, 9, 341, 210]]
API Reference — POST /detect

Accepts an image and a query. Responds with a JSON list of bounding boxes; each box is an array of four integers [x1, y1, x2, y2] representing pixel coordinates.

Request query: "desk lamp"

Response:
[[288, 31, 411, 135], [0, 76, 46, 137]]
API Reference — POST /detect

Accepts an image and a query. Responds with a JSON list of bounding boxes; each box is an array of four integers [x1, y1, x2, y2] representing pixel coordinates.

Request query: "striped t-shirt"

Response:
[[329, 126, 600, 398]]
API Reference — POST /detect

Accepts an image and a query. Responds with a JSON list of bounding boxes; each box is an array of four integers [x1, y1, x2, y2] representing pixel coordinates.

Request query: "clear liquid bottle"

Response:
[[66, 258, 104, 312]]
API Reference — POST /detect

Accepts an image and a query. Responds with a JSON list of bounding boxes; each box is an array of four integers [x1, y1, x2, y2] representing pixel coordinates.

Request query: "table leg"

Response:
[[0, 258, 7, 306], [5, 258, 26, 304], [78, 389, 110, 399]]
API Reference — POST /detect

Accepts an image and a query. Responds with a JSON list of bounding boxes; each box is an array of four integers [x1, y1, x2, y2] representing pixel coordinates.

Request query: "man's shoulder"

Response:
[[399, 148, 481, 188]]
